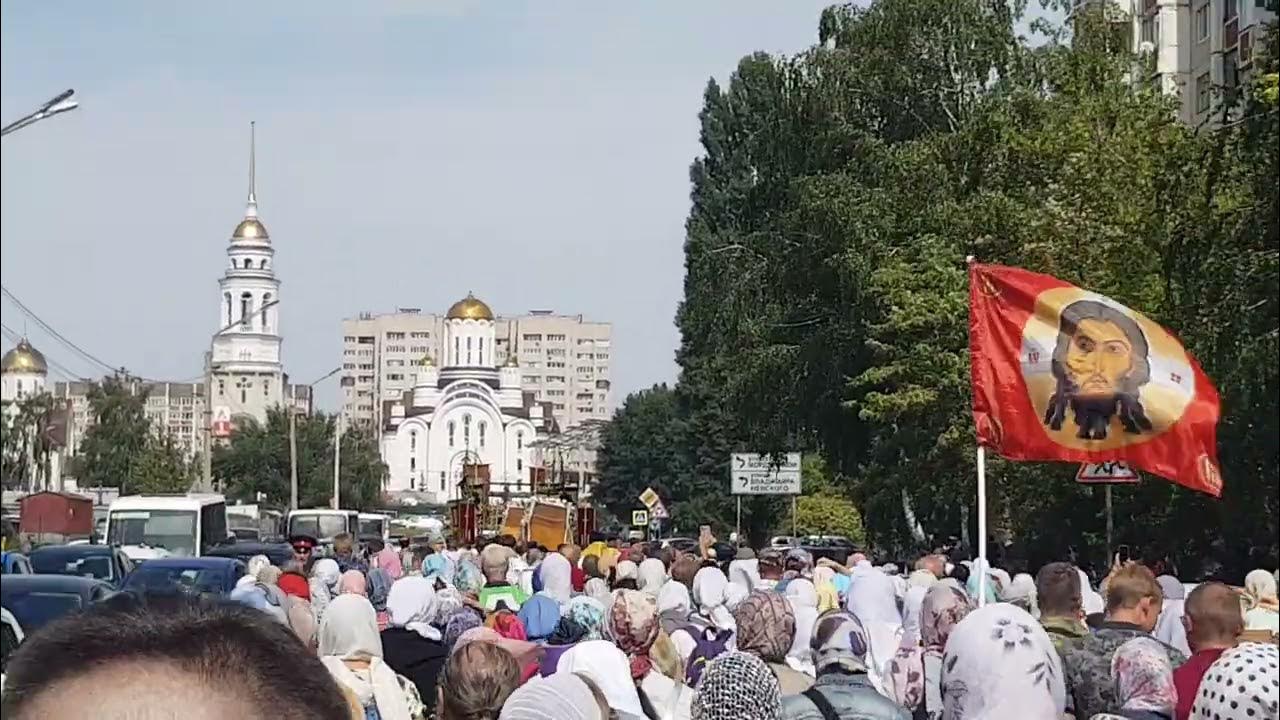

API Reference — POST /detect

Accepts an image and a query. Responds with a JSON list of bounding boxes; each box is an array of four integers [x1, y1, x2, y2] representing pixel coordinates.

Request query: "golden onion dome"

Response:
[[446, 293, 494, 321], [419, 353, 435, 367], [232, 217, 269, 241], [1, 339, 48, 375]]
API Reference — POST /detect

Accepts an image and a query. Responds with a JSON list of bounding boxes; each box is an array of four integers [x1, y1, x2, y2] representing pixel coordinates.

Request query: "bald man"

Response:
[[1172, 582, 1245, 720]]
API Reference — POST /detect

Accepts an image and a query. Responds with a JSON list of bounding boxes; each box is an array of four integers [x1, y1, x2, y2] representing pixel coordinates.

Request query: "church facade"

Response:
[[380, 294, 557, 504]]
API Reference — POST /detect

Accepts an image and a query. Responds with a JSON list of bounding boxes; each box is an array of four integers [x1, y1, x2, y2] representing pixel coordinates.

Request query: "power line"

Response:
[[1, 285, 118, 373], [0, 322, 85, 380]]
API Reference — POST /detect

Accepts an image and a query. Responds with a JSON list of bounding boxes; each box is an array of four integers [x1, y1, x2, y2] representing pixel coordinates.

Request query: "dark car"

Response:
[[28, 544, 135, 589], [0, 575, 117, 634], [203, 541, 295, 568], [121, 557, 246, 598]]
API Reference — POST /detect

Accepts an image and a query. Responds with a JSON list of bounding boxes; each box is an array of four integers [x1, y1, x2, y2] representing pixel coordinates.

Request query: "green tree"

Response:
[[130, 434, 195, 495], [72, 376, 153, 492], [213, 408, 387, 510], [784, 456, 866, 544], [595, 384, 697, 527]]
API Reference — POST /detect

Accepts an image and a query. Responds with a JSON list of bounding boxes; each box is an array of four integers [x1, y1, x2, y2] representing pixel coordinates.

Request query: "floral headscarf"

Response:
[[607, 589, 661, 680], [565, 595, 606, 641], [691, 651, 783, 720], [809, 609, 871, 674], [888, 582, 974, 714], [444, 608, 483, 651], [732, 589, 796, 664], [939, 604, 1065, 719], [1111, 637, 1177, 715], [453, 558, 485, 596]]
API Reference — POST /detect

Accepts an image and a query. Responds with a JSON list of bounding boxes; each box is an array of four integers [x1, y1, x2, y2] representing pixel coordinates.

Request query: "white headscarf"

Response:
[[585, 576, 612, 606], [658, 579, 692, 616], [907, 569, 937, 590], [247, 554, 271, 578], [318, 595, 412, 720], [845, 564, 903, 694], [499, 672, 604, 720], [728, 558, 762, 592], [539, 552, 574, 605], [1005, 573, 1039, 618], [1076, 567, 1105, 615], [386, 575, 442, 641], [557, 640, 646, 717], [692, 567, 737, 632], [785, 579, 819, 677], [615, 559, 639, 582], [940, 603, 1065, 719], [310, 558, 341, 619], [900, 584, 928, 647], [1153, 575, 1190, 656], [637, 557, 668, 597]]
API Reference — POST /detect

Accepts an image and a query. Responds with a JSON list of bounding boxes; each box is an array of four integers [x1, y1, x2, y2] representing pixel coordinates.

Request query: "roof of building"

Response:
[[232, 217, 269, 241], [1, 339, 48, 375], [446, 293, 494, 321]]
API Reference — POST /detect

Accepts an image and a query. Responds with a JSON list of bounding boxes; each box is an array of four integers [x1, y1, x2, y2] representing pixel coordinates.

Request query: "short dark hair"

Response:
[[1036, 562, 1083, 617], [367, 538, 385, 553], [0, 594, 349, 720], [1184, 581, 1243, 644], [497, 534, 517, 548]]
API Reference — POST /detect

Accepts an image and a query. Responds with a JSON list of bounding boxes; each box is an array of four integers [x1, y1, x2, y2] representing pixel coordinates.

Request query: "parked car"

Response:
[[28, 544, 135, 589], [0, 575, 117, 635], [1, 607, 24, 676], [203, 541, 294, 568], [660, 537, 698, 553], [0, 552, 33, 575], [121, 557, 245, 598]]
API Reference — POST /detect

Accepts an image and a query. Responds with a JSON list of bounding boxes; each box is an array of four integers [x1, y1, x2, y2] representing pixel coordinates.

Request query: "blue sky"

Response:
[[1, 1, 842, 407], [2, 1, 1056, 409]]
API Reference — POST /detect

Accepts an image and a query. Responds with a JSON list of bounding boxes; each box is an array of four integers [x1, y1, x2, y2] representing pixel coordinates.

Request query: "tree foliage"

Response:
[[72, 376, 178, 494], [2, 394, 61, 491], [212, 408, 386, 510], [594, 1, 1279, 575]]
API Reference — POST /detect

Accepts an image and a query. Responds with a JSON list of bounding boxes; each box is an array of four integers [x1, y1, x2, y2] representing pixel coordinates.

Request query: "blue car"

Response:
[[0, 551, 33, 575], [121, 557, 246, 598], [0, 575, 117, 634], [28, 544, 136, 589]]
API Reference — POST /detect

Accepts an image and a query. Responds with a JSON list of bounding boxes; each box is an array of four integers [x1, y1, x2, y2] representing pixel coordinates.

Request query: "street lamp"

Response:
[[1, 89, 79, 137]]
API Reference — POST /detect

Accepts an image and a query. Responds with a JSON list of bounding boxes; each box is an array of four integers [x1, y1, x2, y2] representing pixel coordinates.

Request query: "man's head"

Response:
[[399, 537, 411, 549], [367, 538, 385, 554], [437, 641, 521, 720], [627, 543, 646, 564], [757, 549, 784, 580], [480, 544, 514, 582], [525, 546, 544, 565], [558, 543, 580, 564], [1183, 582, 1244, 651], [497, 534, 517, 549], [915, 554, 946, 579], [1036, 561, 1083, 620], [848, 552, 868, 567], [288, 535, 317, 565], [0, 595, 350, 720], [606, 536, 620, 549], [582, 554, 602, 579], [658, 545, 675, 570], [1104, 563, 1164, 631], [332, 533, 354, 556]]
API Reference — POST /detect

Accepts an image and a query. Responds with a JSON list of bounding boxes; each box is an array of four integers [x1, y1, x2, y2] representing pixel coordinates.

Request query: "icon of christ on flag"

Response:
[[968, 261, 1223, 496]]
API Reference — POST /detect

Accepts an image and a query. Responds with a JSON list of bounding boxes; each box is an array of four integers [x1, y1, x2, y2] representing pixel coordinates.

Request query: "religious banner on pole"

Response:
[[969, 261, 1222, 496]]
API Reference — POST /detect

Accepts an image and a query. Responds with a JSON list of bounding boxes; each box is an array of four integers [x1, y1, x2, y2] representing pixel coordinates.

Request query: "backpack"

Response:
[[681, 625, 732, 687]]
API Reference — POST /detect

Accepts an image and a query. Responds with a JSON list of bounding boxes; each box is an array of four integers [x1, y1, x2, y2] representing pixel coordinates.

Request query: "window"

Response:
[[410, 331, 430, 339], [386, 331, 405, 340], [463, 413, 471, 445], [1140, 16, 1156, 47], [387, 359, 404, 367], [387, 373, 404, 381], [517, 431, 524, 451], [547, 361, 566, 369], [409, 472, 415, 490], [517, 458, 523, 471], [547, 375, 566, 383], [479, 338, 485, 365], [224, 293, 232, 326], [1196, 72, 1211, 112], [576, 338, 594, 346], [448, 421, 455, 447], [522, 333, 542, 342], [547, 334, 566, 342], [410, 456, 416, 471], [218, 380, 225, 397], [439, 471, 446, 492], [479, 421, 487, 448], [410, 431, 417, 452], [522, 375, 540, 384], [553, 403, 565, 410], [1195, 3, 1208, 41], [240, 292, 253, 329], [358, 336, 375, 344], [263, 380, 270, 396], [547, 348, 566, 357], [260, 259, 268, 269], [454, 338, 460, 365], [466, 337, 473, 364], [1224, 0, 1237, 22], [344, 336, 356, 342], [261, 293, 272, 331]]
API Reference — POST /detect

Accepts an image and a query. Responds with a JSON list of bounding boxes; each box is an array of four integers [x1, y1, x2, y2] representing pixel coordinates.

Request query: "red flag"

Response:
[[969, 262, 1222, 496]]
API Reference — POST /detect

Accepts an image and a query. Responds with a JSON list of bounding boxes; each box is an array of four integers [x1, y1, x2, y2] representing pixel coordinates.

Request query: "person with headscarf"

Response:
[[899, 583, 928, 649], [614, 559, 640, 590], [537, 551, 574, 606], [339, 569, 368, 597], [729, 547, 763, 593], [1103, 637, 1178, 720], [607, 590, 693, 719], [638, 557, 668, 597], [368, 567, 393, 631], [246, 554, 272, 582], [963, 558, 999, 606], [692, 566, 738, 633], [229, 578, 289, 625], [938, 603, 1066, 719], [381, 576, 447, 717], [1005, 573, 1039, 617], [1188, 643, 1279, 720], [557, 640, 648, 717], [733, 589, 812, 694], [784, 580, 820, 678], [1079, 566, 1106, 617], [318, 594, 426, 720], [812, 566, 842, 613], [309, 558, 341, 620], [453, 557, 485, 599], [782, 610, 911, 720], [497, 671, 609, 720], [844, 562, 902, 695], [517, 592, 561, 642], [422, 552, 450, 582], [886, 582, 972, 719], [583, 555, 612, 606], [1152, 575, 1191, 657], [670, 554, 702, 590], [658, 579, 695, 636], [369, 538, 404, 582], [691, 651, 784, 720], [1243, 568, 1280, 634], [443, 608, 483, 652], [565, 595, 607, 641]]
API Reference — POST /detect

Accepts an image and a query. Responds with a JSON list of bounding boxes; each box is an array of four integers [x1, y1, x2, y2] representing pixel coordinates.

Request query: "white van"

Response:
[[285, 509, 359, 545], [106, 494, 229, 562]]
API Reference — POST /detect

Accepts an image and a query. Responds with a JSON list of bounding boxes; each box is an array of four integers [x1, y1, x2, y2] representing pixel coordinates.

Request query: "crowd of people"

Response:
[[1, 530, 1277, 720]]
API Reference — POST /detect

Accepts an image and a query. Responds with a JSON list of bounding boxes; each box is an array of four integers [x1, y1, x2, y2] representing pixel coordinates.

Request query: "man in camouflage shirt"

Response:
[[1059, 563, 1186, 719], [1037, 562, 1090, 652]]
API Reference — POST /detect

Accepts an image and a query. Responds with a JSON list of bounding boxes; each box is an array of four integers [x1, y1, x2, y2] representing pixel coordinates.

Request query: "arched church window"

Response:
[[260, 259, 268, 269], [224, 293, 232, 326], [240, 292, 253, 329], [439, 471, 446, 493], [466, 337, 473, 365], [262, 293, 272, 332], [479, 338, 485, 365], [463, 414, 471, 445], [448, 422, 455, 448], [517, 458, 523, 472], [517, 431, 524, 451], [454, 338, 460, 365], [478, 421, 486, 448], [409, 431, 417, 452]]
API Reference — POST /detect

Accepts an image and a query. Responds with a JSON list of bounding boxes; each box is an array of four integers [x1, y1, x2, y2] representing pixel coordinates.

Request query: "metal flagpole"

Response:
[[976, 444, 988, 607], [1105, 485, 1114, 565]]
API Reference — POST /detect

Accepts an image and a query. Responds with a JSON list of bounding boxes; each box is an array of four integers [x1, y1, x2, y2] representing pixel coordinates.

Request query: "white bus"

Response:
[[358, 513, 391, 544], [106, 494, 230, 562], [285, 509, 359, 545]]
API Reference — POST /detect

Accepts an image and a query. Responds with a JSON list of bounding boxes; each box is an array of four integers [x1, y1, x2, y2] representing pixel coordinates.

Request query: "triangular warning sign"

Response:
[[1076, 461, 1140, 484]]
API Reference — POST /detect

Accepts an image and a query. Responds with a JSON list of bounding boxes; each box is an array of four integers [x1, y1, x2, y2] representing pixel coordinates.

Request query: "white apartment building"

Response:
[[1081, 0, 1274, 125], [341, 307, 613, 432]]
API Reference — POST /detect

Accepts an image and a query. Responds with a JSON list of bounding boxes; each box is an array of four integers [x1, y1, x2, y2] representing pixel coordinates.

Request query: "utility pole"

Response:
[[331, 411, 342, 509], [289, 405, 299, 510]]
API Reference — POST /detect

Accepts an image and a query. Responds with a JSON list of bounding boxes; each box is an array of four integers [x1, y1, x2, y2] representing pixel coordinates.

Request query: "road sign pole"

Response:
[[791, 495, 797, 537], [1105, 484, 1113, 564], [736, 496, 742, 542]]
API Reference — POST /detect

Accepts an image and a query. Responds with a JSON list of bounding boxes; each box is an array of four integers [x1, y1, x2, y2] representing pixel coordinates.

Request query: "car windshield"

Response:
[[30, 552, 114, 581], [1, 591, 83, 631], [359, 519, 383, 537], [289, 515, 349, 540], [107, 510, 197, 556], [124, 566, 226, 595]]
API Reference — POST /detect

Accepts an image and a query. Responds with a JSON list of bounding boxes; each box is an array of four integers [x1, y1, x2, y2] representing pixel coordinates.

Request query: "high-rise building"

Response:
[[1077, 0, 1274, 126], [341, 307, 613, 431]]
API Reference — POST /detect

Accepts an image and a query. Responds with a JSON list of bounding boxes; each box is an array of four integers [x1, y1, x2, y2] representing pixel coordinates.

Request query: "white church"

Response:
[[380, 294, 558, 504]]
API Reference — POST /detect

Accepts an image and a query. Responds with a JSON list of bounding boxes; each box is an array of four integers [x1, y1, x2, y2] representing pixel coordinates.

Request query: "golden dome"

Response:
[[232, 217, 269, 241], [1, 339, 48, 375], [419, 353, 435, 367], [446, 293, 494, 321]]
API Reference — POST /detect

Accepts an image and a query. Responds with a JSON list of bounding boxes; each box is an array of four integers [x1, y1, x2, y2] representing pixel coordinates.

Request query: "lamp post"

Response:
[[202, 299, 279, 492], [1, 89, 79, 137]]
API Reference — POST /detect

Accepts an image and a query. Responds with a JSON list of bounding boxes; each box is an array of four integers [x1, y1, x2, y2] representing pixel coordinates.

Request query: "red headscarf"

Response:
[[277, 571, 310, 600]]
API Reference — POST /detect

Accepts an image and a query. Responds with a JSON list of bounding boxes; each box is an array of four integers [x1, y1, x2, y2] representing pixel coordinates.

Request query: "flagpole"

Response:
[[977, 444, 988, 607]]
